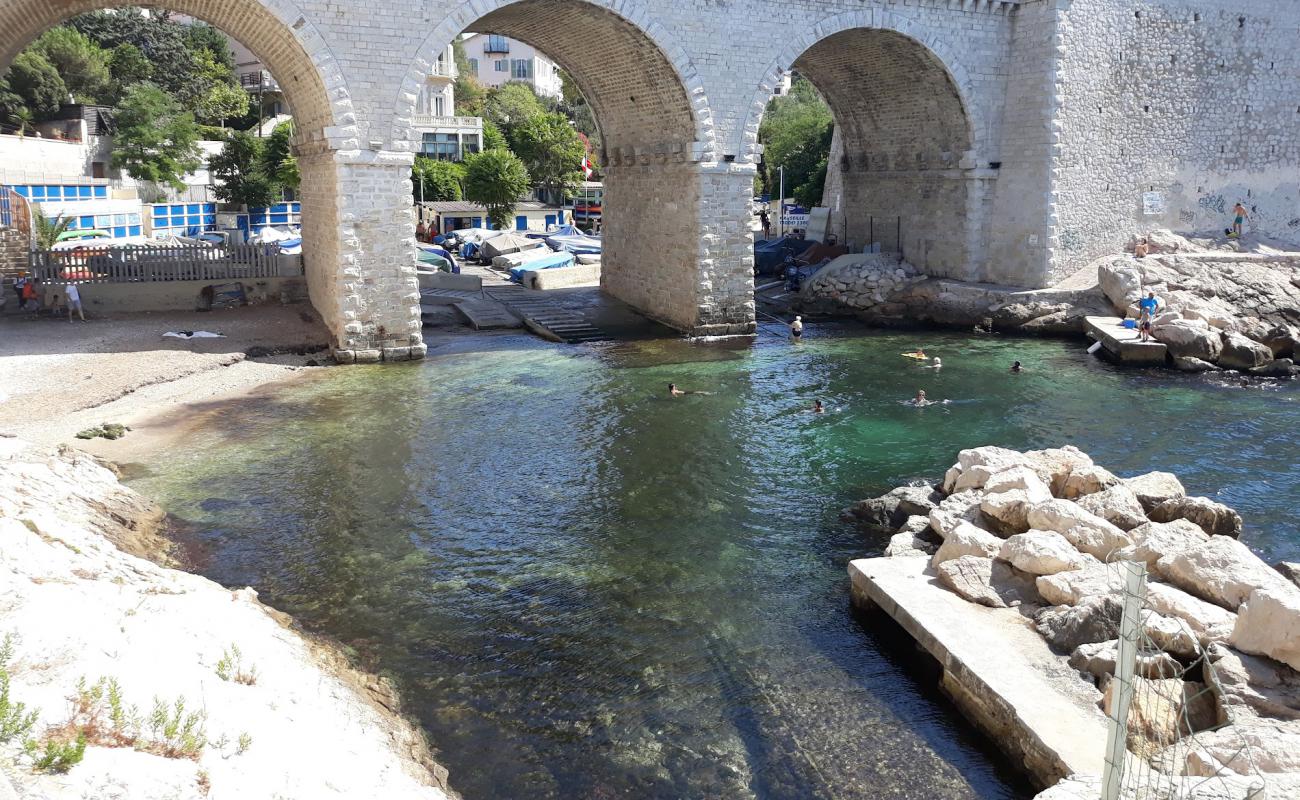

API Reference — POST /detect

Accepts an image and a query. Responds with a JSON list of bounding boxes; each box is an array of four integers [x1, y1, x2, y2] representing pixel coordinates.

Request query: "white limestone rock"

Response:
[[935, 555, 1039, 608], [885, 531, 934, 558], [930, 521, 1002, 566], [927, 491, 986, 539], [1149, 495, 1243, 538], [1116, 519, 1210, 577], [1103, 677, 1217, 758], [1074, 483, 1148, 531], [1098, 259, 1143, 312], [1145, 581, 1237, 645], [980, 488, 1037, 535], [1210, 645, 1300, 722], [1035, 561, 1120, 606], [1068, 640, 1180, 681], [1023, 446, 1095, 496], [1157, 536, 1292, 611], [1218, 331, 1274, 370], [983, 465, 1052, 499], [999, 530, 1093, 576], [1153, 319, 1224, 362], [1231, 587, 1300, 671], [1026, 499, 1133, 561], [1140, 609, 1202, 659], [1035, 594, 1123, 652], [1179, 717, 1300, 776], [1124, 471, 1186, 513], [1060, 464, 1121, 499]]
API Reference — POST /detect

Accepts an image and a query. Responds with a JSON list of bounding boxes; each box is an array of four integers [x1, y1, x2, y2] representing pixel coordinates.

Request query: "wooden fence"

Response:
[[28, 243, 289, 283]]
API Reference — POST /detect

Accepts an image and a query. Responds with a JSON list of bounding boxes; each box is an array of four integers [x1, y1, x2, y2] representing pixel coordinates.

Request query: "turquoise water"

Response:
[[130, 326, 1300, 799]]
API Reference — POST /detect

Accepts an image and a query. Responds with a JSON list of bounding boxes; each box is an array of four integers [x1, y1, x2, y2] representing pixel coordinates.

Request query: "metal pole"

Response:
[[1102, 560, 1147, 800], [778, 165, 785, 239]]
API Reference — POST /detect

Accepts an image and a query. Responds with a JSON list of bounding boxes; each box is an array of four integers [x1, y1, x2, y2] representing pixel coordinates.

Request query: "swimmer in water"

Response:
[[924, 356, 942, 369], [812, 399, 824, 413], [668, 383, 685, 396], [1011, 361, 1023, 373], [912, 389, 933, 406]]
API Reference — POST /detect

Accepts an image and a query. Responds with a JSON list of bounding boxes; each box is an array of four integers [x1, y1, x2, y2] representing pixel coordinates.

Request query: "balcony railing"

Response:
[[430, 61, 456, 79], [410, 115, 483, 130], [239, 70, 279, 91]]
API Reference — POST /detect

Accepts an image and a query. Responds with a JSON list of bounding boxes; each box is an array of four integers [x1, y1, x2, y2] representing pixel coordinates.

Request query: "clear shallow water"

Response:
[[130, 326, 1300, 799]]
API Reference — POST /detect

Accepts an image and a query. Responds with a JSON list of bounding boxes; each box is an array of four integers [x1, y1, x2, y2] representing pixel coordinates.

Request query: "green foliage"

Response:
[[70, 11, 198, 102], [482, 82, 545, 140], [463, 149, 530, 230], [454, 75, 488, 117], [148, 696, 206, 759], [195, 80, 249, 127], [31, 27, 111, 104], [214, 644, 258, 685], [209, 131, 277, 207], [758, 76, 834, 209], [412, 157, 465, 202], [33, 207, 74, 249], [1, 52, 67, 122], [262, 121, 299, 190], [107, 43, 152, 89], [75, 423, 129, 441], [481, 119, 507, 152], [236, 732, 253, 755], [110, 83, 202, 192], [0, 635, 39, 746], [183, 23, 235, 72], [508, 112, 585, 198], [26, 734, 86, 774]]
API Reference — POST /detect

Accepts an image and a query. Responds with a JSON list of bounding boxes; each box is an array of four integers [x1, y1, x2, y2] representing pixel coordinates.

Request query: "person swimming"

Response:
[[668, 383, 685, 396], [812, 399, 824, 413], [1011, 361, 1023, 373], [922, 356, 942, 369], [902, 348, 927, 359], [911, 389, 933, 406]]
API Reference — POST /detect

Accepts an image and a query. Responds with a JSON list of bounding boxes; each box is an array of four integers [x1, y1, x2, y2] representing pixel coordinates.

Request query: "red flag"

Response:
[[582, 156, 593, 179]]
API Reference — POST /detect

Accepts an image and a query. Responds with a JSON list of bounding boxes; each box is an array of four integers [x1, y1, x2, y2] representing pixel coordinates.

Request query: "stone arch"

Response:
[[735, 9, 983, 164], [389, 0, 715, 160]]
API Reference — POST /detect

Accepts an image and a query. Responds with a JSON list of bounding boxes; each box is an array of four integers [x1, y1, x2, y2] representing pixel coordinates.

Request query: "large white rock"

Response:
[[1218, 330, 1274, 370], [1153, 319, 1224, 362], [1099, 259, 1143, 311], [1145, 581, 1237, 644], [999, 530, 1093, 576], [1211, 646, 1300, 722], [1068, 640, 1180, 681], [1124, 471, 1186, 513], [927, 491, 985, 538], [1023, 446, 1095, 496], [951, 448, 1034, 493], [980, 489, 1036, 534], [930, 521, 1002, 566], [983, 465, 1052, 500], [1140, 609, 1202, 659], [1180, 717, 1300, 776], [1060, 464, 1121, 499], [1149, 495, 1243, 538], [1027, 499, 1133, 561], [1116, 519, 1210, 576], [885, 531, 934, 558], [1035, 561, 1119, 606], [1075, 483, 1148, 531], [935, 555, 1039, 608], [1231, 587, 1300, 671], [1158, 536, 1292, 610], [1102, 677, 1217, 758]]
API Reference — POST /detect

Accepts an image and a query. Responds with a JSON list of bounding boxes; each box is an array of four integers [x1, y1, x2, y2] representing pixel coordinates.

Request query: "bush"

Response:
[[26, 734, 86, 774], [215, 644, 258, 686], [0, 635, 38, 745]]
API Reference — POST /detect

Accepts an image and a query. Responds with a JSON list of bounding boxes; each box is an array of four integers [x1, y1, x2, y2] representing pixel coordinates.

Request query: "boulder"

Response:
[[951, 449, 1033, 493], [1248, 357, 1296, 377], [980, 489, 1037, 535], [1218, 331, 1274, 370], [1278, 561, 1300, 590], [1144, 581, 1237, 644], [1231, 587, 1300, 671], [1099, 259, 1143, 311], [983, 465, 1052, 500], [885, 531, 934, 558], [1172, 356, 1220, 372], [1210, 645, 1300, 722], [1060, 464, 1121, 499], [930, 521, 1002, 566], [1035, 561, 1119, 606], [1069, 640, 1180, 681], [1023, 445, 1095, 496], [1149, 495, 1243, 538], [1116, 519, 1210, 576], [1027, 499, 1133, 561], [927, 491, 987, 538], [1036, 594, 1123, 652], [1032, 775, 1102, 800], [999, 530, 1093, 576], [936, 556, 1040, 608], [1257, 323, 1299, 358], [1075, 483, 1148, 531], [1146, 229, 1195, 254], [1153, 319, 1224, 362], [1180, 717, 1300, 776], [1140, 609, 1202, 659], [1103, 677, 1217, 758], [1157, 536, 1291, 610], [845, 484, 943, 530], [1124, 471, 1186, 513]]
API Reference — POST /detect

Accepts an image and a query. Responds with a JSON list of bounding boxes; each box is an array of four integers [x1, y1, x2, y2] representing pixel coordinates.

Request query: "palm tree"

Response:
[[33, 206, 73, 249]]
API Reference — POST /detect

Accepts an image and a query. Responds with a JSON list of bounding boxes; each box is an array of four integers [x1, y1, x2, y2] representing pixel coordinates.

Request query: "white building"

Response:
[[460, 34, 562, 99], [411, 44, 483, 161]]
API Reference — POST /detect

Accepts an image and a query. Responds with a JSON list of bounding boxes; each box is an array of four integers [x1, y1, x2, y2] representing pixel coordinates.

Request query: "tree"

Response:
[[261, 121, 298, 190], [463, 149, 530, 230], [31, 27, 111, 104], [0, 52, 67, 122], [412, 157, 465, 202], [509, 112, 585, 201], [183, 23, 234, 72], [481, 119, 507, 152], [111, 83, 202, 192], [107, 43, 152, 91], [33, 207, 73, 248], [70, 11, 198, 101], [758, 77, 834, 208], [195, 79, 249, 126], [482, 82, 545, 139], [454, 75, 488, 117], [209, 130, 277, 207]]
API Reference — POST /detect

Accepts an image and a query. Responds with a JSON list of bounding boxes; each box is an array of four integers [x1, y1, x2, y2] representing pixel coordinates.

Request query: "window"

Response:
[[485, 35, 509, 53], [434, 95, 445, 116], [468, 58, 478, 76], [91, 162, 106, 179], [495, 59, 507, 73], [460, 133, 481, 156], [421, 132, 461, 161], [511, 59, 533, 80]]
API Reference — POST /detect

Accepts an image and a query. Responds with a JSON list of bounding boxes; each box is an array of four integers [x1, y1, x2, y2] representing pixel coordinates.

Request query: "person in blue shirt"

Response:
[[1138, 291, 1161, 321]]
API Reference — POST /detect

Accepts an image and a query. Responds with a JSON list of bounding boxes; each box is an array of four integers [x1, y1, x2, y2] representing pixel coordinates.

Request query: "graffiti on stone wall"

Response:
[[1198, 194, 1226, 215], [1288, 218, 1300, 229], [1178, 209, 1196, 225]]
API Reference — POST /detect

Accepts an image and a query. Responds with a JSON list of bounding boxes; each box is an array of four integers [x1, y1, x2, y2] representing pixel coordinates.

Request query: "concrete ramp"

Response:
[[1085, 316, 1167, 365], [849, 557, 1109, 789]]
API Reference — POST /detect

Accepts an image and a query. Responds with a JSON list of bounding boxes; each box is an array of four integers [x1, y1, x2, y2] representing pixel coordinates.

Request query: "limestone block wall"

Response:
[[1052, 0, 1300, 281]]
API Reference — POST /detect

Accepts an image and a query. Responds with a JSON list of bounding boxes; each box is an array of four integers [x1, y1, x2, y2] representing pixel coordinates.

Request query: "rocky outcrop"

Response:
[[0, 442, 452, 800], [844, 484, 942, 530], [1219, 331, 1276, 370], [1149, 495, 1243, 538]]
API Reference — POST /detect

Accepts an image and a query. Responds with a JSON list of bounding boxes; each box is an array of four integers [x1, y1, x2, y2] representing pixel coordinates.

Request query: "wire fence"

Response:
[[1102, 560, 1270, 800]]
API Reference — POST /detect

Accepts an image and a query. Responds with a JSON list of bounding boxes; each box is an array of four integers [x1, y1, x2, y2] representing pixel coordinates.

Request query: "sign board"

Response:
[[806, 207, 831, 243], [1142, 191, 1166, 216], [781, 203, 809, 230]]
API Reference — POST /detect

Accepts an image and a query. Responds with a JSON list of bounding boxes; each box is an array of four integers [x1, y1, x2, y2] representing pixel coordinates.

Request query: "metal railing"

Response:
[[29, 243, 286, 283], [1, 187, 32, 238]]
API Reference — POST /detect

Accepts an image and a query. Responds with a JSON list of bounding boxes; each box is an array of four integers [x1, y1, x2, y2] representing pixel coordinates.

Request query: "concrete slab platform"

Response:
[[849, 556, 1109, 790], [1085, 315, 1168, 364], [451, 298, 521, 330]]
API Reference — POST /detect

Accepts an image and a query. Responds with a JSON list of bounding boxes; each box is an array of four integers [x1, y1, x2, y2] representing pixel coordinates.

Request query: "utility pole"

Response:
[[777, 165, 785, 239]]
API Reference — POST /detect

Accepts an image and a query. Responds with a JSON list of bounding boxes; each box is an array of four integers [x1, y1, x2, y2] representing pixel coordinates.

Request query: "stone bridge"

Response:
[[4, 0, 1296, 360]]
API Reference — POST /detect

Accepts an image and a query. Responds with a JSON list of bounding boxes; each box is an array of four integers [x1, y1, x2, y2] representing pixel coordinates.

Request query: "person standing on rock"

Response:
[[1138, 291, 1161, 322], [1231, 202, 1248, 237]]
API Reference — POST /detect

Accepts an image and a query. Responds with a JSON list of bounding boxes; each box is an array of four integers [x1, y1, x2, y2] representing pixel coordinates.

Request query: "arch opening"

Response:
[[401, 0, 752, 336], [780, 28, 978, 277]]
